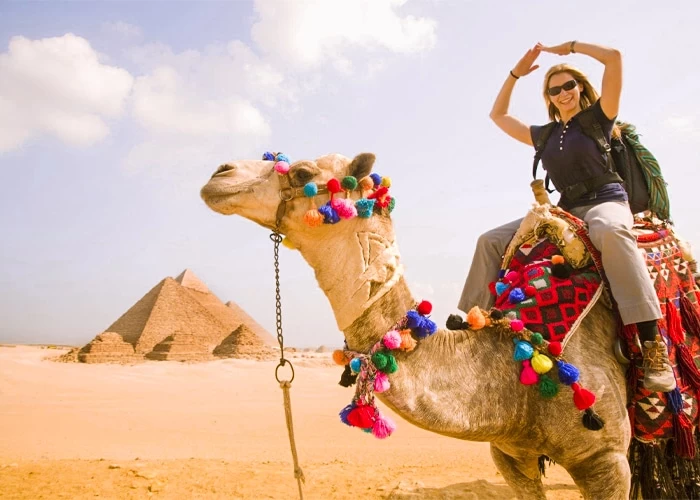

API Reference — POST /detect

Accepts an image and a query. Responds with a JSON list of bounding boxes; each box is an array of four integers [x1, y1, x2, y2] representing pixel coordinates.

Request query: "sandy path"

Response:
[[0, 346, 580, 499]]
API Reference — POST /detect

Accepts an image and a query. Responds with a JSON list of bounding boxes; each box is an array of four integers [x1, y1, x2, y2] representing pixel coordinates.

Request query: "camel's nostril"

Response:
[[213, 164, 235, 177]]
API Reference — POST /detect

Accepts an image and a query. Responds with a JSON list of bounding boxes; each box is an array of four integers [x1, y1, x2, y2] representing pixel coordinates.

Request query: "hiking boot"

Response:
[[642, 335, 677, 392]]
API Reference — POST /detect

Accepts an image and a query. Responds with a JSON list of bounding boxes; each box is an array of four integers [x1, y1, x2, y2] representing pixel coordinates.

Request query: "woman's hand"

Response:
[[511, 45, 541, 78], [537, 41, 573, 56]]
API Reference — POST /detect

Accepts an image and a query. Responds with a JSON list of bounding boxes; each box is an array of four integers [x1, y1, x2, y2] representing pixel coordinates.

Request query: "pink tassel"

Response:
[[330, 198, 357, 219], [374, 372, 390, 393], [372, 414, 395, 439], [382, 330, 402, 350], [520, 360, 538, 385]]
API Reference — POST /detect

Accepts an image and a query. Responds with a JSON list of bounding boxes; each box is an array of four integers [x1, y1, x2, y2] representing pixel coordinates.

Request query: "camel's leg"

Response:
[[566, 451, 630, 500], [490, 444, 546, 500]]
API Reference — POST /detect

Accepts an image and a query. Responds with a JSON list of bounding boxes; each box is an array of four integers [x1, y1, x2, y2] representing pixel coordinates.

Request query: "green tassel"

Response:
[[382, 354, 399, 374], [538, 374, 559, 398], [531, 333, 543, 345], [371, 351, 388, 370]]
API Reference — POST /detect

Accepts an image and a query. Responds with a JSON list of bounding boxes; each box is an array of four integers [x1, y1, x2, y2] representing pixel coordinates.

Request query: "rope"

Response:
[[280, 380, 306, 499]]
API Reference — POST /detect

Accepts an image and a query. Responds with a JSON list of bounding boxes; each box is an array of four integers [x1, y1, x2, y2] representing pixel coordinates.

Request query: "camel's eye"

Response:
[[288, 162, 320, 187]]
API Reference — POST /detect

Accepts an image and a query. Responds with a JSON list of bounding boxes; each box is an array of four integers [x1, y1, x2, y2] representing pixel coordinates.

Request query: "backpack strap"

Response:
[[577, 109, 613, 168], [532, 122, 557, 193]]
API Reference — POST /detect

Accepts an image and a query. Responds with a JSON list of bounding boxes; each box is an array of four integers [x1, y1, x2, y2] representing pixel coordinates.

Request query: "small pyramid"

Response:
[[175, 269, 210, 294], [225, 300, 276, 346], [214, 324, 276, 360]]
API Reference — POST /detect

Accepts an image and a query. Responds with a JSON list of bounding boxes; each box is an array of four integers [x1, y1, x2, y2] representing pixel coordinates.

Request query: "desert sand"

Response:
[[0, 345, 581, 499]]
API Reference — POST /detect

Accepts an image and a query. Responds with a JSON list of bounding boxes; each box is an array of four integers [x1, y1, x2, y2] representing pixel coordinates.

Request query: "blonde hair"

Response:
[[543, 63, 621, 138]]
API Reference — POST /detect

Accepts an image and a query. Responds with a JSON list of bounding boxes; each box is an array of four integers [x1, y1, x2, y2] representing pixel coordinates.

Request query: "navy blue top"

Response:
[[530, 99, 628, 210]]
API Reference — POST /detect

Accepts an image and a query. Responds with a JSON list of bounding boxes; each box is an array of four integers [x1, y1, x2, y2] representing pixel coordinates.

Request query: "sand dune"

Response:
[[0, 345, 580, 499]]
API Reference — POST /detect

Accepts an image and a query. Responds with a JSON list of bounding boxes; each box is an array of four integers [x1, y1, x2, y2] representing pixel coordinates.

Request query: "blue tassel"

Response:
[[303, 182, 318, 197], [276, 153, 290, 163], [556, 360, 580, 385], [495, 282, 509, 296], [349, 357, 362, 373], [370, 173, 382, 187], [513, 340, 534, 361], [339, 403, 355, 425], [509, 287, 526, 303], [423, 317, 437, 335], [319, 203, 340, 224], [668, 387, 684, 414], [262, 151, 275, 161], [406, 310, 422, 328], [355, 198, 375, 218]]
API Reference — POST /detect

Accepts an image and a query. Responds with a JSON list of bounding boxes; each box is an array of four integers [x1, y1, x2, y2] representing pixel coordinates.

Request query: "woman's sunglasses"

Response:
[[547, 79, 578, 97]]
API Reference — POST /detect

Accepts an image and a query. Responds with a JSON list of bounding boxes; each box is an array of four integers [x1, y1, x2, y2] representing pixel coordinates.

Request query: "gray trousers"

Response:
[[458, 201, 662, 325]]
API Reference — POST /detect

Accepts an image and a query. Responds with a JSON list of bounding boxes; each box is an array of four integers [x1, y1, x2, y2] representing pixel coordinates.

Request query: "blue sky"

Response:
[[1, 1, 699, 348]]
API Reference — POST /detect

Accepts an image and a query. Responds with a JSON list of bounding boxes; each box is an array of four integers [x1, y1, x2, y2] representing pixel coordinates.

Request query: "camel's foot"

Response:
[[490, 444, 546, 500]]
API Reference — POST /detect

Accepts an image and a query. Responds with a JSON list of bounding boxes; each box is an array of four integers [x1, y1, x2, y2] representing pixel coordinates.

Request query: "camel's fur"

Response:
[[201, 153, 631, 499]]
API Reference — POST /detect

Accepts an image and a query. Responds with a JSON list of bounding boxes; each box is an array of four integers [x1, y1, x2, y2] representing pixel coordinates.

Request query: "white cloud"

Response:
[[0, 34, 133, 152], [251, 0, 437, 69], [664, 115, 699, 136]]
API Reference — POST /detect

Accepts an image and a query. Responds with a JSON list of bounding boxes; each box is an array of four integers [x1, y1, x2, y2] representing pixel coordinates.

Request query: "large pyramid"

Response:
[[78, 269, 275, 363]]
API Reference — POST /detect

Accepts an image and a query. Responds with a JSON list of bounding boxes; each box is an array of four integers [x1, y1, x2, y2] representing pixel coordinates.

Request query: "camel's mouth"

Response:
[[200, 163, 274, 215]]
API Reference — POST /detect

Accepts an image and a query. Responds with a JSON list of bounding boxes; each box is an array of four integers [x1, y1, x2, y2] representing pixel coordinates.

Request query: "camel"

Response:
[[200, 152, 632, 499]]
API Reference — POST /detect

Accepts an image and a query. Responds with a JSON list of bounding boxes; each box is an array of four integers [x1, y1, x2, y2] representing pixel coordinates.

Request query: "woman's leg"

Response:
[[571, 201, 674, 391], [458, 218, 522, 313]]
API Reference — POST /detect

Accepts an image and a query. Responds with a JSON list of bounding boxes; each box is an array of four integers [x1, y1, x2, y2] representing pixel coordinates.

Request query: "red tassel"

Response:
[[666, 300, 685, 345], [347, 404, 375, 429], [627, 405, 636, 438], [547, 341, 562, 357], [680, 295, 700, 339], [621, 323, 638, 343], [673, 411, 697, 459], [571, 382, 596, 410], [676, 343, 700, 390]]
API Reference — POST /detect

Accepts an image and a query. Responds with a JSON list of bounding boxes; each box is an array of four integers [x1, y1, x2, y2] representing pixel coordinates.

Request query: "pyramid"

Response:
[[79, 269, 272, 362], [213, 324, 276, 360], [225, 301, 277, 346]]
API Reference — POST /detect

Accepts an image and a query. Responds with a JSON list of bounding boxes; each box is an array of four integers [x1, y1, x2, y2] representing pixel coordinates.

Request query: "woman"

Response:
[[458, 41, 675, 392]]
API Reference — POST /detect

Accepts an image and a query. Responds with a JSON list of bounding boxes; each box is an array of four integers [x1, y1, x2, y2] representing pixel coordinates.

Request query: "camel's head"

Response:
[[200, 152, 385, 236]]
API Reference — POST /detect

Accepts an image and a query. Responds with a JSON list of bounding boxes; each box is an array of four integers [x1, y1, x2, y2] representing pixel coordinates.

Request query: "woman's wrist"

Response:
[[570, 40, 577, 54], [509, 70, 520, 80]]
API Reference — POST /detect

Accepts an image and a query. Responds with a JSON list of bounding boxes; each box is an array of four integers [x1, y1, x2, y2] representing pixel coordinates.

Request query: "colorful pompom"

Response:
[[374, 372, 390, 393], [548, 341, 563, 357], [513, 340, 534, 361], [318, 203, 340, 224], [380, 176, 391, 188], [488, 281, 497, 296], [359, 177, 375, 191], [510, 319, 525, 332], [490, 309, 504, 320], [303, 182, 318, 197], [495, 282, 509, 296], [276, 153, 290, 163], [466, 306, 486, 330], [406, 310, 423, 328], [339, 404, 355, 425], [498, 269, 507, 279], [504, 271, 520, 284], [572, 383, 596, 410], [347, 404, 375, 429], [282, 237, 296, 250], [388, 197, 396, 213], [552, 263, 570, 279], [524, 285, 536, 297], [349, 357, 362, 373], [417, 301, 433, 316], [327, 178, 342, 194], [520, 360, 539, 385], [383, 330, 402, 350], [551, 255, 565, 265], [538, 374, 559, 398], [342, 176, 358, 190], [262, 152, 276, 161], [372, 414, 396, 439], [371, 351, 388, 370], [355, 198, 376, 218], [274, 161, 290, 175], [331, 198, 357, 219], [530, 333, 543, 345], [370, 173, 382, 187], [332, 350, 347, 365], [382, 354, 399, 374], [531, 352, 553, 374], [399, 330, 417, 351], [509, 288, 526, 303], [557, 360, 579, 385], [303, 209, 324, 227]]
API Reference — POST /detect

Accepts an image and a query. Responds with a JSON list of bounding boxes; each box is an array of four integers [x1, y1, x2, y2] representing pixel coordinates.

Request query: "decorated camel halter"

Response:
[[264, 151, 396, 229]]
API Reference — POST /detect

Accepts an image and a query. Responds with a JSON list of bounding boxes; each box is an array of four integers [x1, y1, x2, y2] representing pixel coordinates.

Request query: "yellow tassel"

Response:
[[466, 306, 486, 330], [381, 176, 392, 188], [399, 330, 417, 351], [282, 237, 296, 250], [332, 350, 347, 365], [531, 351, 553, 374]]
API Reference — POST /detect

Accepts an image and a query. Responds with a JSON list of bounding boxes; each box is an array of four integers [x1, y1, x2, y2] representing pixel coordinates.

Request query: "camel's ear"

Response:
[[288, 161, 321, 187], [348, 153, 375, 180]]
